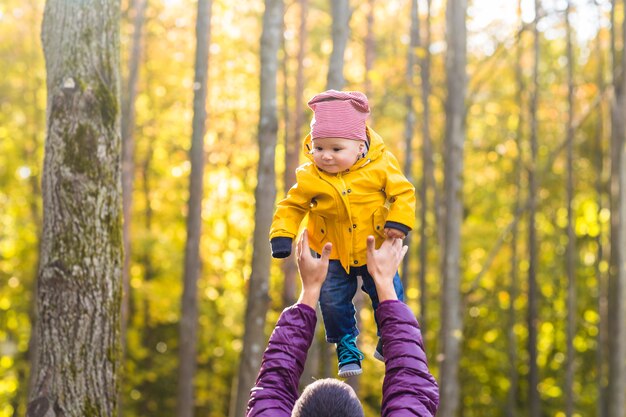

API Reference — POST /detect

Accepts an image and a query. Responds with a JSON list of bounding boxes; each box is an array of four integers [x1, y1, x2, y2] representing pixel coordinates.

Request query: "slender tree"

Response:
[[608, 1, 626, 416], [231, 0, 284, 415], [507, 4, 525, 417], [439, 0, 467, 415], [176, 0, 212, 416], [137, 101, 157, 416], [594, 5, 608, 417], [28, 0, 122, 415], [364, 0, 375, 103], [401, 0, 419, 286], [419, 0, 434, 336], [120, 2, 148, 413], [564, 2, 577, 416], [527, 1, 541, 416], [316, 0, 353, 379], [326, 0, 351, 90], [281, 0, 309, 309]]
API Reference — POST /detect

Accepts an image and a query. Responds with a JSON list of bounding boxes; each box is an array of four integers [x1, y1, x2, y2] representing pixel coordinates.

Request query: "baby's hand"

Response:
[[384, 228, 405, 239]]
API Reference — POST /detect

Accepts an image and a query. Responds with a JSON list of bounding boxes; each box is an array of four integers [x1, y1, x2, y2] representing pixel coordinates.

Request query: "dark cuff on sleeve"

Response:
[[384, 221, 411, 236], [270, 237, 293, 258]]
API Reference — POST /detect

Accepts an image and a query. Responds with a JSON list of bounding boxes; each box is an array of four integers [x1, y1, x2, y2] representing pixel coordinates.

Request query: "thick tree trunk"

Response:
[[607, 2, 626, 416], [29, 0, 122, 416], [527, 2, 541, 416], [231, 1, 283, 416], [326, 0, 351, 90], [176, 1, 212, 416], [439, 0, 466, 415], [564, 2, 576, 416]]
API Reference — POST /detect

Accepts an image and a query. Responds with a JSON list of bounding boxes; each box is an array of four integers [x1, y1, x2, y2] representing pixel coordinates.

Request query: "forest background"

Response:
[[1, 0, 626, 416]]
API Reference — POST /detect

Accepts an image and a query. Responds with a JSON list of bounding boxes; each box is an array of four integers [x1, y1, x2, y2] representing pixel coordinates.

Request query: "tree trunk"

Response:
[[231, 1, 283, 416], [176, 1, 212, 417], [138, 117, 157, 416], [28, 0, 122, 415], [507, 4, 524, 417], [280, 0, 308, 309], [326, 0, 351, 90], [564, 2, 577, 416], [293, 0, 321, 387], [419, 0, 433, 335], [364, 0, 375, 103], [527, 1, 541, 416], [401, 0, 418, 287], [607, 1, 626, 416], [595, 5, 608, 417], [25, 0, 46, 400], [120, 1, 147, 413], [439, 0, 466, 415], [316, 0, 354, 380]]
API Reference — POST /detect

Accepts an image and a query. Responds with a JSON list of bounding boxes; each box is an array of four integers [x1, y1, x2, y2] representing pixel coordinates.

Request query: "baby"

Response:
[[269, 90, 415, 377]]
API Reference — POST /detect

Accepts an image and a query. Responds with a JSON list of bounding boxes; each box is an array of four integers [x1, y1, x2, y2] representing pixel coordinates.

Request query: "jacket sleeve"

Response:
[[269, 166, 313, 242], [246, 304, 317, 417], [377, 300, 439, 417], [383, 151, 416, 231]]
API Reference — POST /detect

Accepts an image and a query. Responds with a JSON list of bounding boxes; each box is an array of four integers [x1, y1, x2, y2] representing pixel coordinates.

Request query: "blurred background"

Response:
[[1, 0, 624, 416]]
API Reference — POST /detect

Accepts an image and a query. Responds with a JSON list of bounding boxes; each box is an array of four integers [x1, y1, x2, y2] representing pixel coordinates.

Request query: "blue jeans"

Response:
[[319, 260, 405, 343]]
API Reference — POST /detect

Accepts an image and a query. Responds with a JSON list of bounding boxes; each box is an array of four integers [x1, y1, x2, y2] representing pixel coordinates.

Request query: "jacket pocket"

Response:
[[372, 206, 388, 239], [309, 214, 328, 239]]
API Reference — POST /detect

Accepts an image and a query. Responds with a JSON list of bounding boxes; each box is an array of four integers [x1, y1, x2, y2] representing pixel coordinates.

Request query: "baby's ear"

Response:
[[359, 141, 366, 153]]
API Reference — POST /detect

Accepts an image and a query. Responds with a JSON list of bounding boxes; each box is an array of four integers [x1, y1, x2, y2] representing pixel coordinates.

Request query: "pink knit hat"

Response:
[[307, 90, 370, 142]]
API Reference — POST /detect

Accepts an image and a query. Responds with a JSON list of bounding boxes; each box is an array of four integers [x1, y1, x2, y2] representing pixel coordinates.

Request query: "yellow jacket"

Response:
[[270, 127, 416, 272]]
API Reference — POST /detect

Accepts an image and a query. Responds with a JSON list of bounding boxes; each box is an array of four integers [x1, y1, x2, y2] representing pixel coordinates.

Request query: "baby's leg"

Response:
[[318, 260, 358, 343]]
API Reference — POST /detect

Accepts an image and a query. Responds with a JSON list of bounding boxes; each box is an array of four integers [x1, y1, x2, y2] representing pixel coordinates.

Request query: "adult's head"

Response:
[[291, 378, 364, 417]]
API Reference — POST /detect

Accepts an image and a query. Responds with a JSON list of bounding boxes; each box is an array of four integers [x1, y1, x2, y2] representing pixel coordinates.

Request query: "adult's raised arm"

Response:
[[246, 231, 331, 416], [367, 236, 439, 416]]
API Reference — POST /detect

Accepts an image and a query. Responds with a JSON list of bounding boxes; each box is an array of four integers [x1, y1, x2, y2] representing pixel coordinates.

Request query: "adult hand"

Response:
[[366, 235, 408, 301], [295, 230, 332, 308]]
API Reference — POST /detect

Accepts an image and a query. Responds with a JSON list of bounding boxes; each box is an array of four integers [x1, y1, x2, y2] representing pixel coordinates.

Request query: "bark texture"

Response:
[[29, 0, 122, 416]]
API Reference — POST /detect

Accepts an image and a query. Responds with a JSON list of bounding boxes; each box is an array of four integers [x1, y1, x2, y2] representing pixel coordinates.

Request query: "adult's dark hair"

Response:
[[291, 378, 364, 417]]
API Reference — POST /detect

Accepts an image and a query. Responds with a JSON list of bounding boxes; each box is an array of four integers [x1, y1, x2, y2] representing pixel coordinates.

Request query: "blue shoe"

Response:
[[337, 334, 364, 378], [373, 338, 384, 362]]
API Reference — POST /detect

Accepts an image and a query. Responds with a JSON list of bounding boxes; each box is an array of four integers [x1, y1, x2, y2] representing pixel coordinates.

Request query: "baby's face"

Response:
[[311, 137, 365, 174]]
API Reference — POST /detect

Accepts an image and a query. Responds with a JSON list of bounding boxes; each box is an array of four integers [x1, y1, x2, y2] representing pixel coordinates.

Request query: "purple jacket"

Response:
[[246, 300, 439, 416]]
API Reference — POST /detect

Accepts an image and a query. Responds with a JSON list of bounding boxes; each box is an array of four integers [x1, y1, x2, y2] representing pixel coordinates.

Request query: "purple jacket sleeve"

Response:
[[246, 304, 317, 417], [377, 300, 439, 417]]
